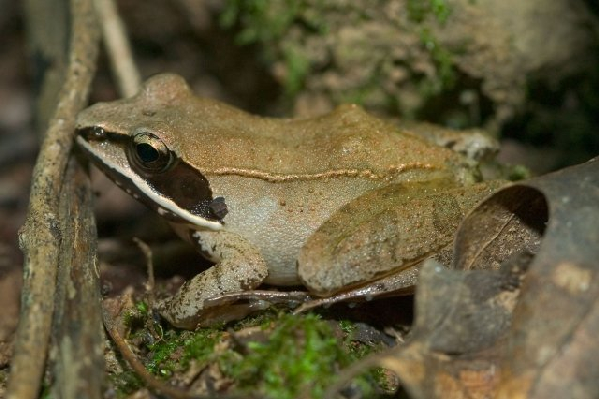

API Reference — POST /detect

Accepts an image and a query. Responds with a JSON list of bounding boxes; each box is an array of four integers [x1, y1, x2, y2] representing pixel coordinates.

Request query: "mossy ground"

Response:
[[109, 306, 398, 398]]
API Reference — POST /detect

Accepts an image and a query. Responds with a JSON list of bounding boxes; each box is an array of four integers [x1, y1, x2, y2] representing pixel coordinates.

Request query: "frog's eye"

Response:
[[91, 126, 106, 140], [130, 132, 175, 173]]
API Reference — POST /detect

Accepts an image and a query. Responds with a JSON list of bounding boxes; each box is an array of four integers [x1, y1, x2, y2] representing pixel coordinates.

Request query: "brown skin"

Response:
[[75, 74, 498, 328]]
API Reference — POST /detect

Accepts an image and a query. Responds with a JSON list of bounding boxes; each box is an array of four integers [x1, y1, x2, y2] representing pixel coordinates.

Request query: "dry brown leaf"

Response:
[[329, 157, 599, 399]]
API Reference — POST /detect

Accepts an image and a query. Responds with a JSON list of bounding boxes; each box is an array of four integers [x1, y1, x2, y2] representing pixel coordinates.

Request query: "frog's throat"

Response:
[[76, 136, 224, 231]]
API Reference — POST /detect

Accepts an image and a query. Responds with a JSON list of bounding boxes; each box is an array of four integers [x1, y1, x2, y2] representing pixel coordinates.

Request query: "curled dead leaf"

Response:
[[327, 157, 599, 399]]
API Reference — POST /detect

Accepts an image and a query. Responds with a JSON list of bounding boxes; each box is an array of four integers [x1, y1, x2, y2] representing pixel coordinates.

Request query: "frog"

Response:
[[75, 74, 503, 328]]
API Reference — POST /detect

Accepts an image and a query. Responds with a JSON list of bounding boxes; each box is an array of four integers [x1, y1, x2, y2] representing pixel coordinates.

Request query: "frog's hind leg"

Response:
[[297, 182, 455, 297], [297, 181, 499, 298]]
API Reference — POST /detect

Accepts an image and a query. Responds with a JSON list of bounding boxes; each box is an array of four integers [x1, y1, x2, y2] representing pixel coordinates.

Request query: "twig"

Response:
[[6, 0, 101, 397], [102, 306, 231, 399], [50, 157, 104, 399], [132, 237, 155, 295], [93, 0, 142, 97], [131, 237, 163, 340]]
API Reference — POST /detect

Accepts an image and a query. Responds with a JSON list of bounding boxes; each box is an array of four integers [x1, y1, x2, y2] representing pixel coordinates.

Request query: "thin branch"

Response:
[[102, 307, 243, 399], [94, 0, 142, 97], [6, 0, 101, 397], [50, 158, 104, 399]]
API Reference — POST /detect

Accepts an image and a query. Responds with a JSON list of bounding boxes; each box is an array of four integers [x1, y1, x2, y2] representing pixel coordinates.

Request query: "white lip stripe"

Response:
[[78, 137, 223, 231]]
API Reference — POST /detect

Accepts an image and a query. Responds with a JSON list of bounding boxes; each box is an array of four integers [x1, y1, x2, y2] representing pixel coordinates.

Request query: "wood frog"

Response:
[[75, 74, 503, 328]]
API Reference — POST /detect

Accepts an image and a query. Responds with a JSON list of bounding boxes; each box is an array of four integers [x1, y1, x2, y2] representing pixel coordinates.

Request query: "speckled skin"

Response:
[[75, 74, 493, 328]]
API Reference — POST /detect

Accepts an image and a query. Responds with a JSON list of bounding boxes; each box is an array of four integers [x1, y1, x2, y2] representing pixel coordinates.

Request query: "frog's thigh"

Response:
[[297, 182, 480, 296], [157, 230, 268, 329]]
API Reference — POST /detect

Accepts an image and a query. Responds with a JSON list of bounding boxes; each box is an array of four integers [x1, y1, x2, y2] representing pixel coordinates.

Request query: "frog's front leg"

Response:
[[156, 230, 268, 329]]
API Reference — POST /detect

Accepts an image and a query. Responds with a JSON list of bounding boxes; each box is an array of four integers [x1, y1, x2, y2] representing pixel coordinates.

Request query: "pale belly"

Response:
[[210, 175, 386, 285]]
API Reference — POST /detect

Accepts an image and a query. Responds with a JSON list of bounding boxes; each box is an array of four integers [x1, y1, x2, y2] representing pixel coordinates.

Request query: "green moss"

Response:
[[220, 0, 327, 96], [281, 44, 311, 96], [179, 329, 224, 368], [221, 0, 460, 117], [121, 300, 149, 331], [230, 307, 280, 330], [108, 370, 144, 397], [408, 0, 452, 24], [145, 330, 183, 376], [109, 307, 393, 397], [144, 328, 224, 376], [221, 0, 328, 44], [219, 313, 379, 399], [504, 164, 530, 181], [135, 300, 149, 314], [338, 319, 355, 335], [418, 29, 456, 96]]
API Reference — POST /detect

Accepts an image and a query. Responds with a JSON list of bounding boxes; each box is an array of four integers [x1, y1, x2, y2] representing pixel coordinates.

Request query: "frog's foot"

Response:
[[156, 230, 268, 329], [295, 266, 419, 313], [158, 290, 314, 327], [158, 295, 266, 327], [204, 290, 314, 310]]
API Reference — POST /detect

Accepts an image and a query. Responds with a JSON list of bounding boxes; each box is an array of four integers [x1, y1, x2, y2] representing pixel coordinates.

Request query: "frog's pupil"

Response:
[[137, 143, 159, 163], [91, 126, 105, 139]]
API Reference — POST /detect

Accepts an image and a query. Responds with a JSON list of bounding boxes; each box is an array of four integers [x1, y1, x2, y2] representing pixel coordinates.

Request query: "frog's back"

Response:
[[177, 100, 460, 183], [81, 73, 459, 182]]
